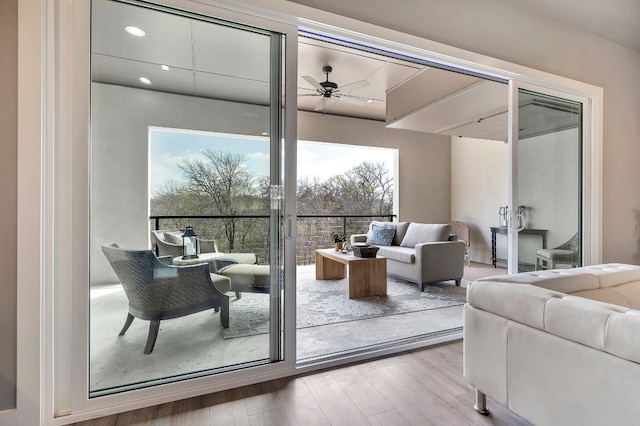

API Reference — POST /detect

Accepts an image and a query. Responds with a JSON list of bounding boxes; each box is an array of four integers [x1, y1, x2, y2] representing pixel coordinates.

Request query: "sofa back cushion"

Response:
[[400, 223, 451, 247], [367, 221, 410, 246]]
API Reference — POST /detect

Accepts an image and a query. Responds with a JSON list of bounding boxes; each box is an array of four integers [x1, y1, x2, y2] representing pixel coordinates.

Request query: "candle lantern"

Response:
[[181, 226, 200, 259]]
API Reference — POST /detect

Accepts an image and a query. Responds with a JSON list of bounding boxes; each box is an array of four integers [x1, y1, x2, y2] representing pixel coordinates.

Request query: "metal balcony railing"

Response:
[[149, 213, 396, 265]]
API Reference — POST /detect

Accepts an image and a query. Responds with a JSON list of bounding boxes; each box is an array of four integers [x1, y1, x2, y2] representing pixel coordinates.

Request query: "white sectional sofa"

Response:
[[351, 221, 465, 290], [464, 263, 640, 425]]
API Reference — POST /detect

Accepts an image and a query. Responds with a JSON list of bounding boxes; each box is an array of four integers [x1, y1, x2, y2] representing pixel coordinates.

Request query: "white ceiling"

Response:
[[92, 0, 497, 125], [91, 0, 601, 141], [91, 0, 432, 121]]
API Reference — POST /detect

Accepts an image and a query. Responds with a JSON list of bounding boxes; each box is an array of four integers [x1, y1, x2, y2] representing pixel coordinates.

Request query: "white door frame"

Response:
[[507, 79, 597, 273], [16, 0, 602, 424]]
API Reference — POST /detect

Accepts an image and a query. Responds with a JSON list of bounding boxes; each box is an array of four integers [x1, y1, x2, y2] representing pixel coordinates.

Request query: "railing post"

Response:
[[343, 216, 347, 238], [153, 217, 160, 256]]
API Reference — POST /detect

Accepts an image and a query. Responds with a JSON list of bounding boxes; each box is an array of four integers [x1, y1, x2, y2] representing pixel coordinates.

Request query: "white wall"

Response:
[[285, 0, 640, 265], [298, 111, 452, 224], [519, 128, 580, 263], [452, 129, 580, 266], [451, 137, 508, 264], [92, 83, 451, 284]]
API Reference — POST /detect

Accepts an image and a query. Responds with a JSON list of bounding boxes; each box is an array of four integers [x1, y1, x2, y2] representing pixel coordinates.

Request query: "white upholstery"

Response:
[[464, 263, 640, 425]]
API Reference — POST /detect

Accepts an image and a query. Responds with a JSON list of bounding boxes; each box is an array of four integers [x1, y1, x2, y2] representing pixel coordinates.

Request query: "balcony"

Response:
[[149, 213, 396, 265]]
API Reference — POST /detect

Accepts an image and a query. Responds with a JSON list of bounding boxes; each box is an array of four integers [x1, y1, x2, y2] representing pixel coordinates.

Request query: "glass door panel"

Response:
[[89, 0, 284, 396], [509, 84, 582, 273]]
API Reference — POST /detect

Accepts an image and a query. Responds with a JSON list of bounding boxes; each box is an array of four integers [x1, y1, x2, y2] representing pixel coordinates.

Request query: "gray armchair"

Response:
[[101, 243, 230, 354], [535, 233, 579, 270], [151, 229, 219, 258], [449, 221, 471, 266]]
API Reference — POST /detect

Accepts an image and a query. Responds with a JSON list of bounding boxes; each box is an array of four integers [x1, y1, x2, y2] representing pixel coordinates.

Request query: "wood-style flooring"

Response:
[[73, 341, 530, 426]]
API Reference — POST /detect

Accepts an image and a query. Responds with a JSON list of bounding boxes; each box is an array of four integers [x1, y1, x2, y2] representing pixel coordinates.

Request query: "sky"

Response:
[[148, 127, 396, 195]]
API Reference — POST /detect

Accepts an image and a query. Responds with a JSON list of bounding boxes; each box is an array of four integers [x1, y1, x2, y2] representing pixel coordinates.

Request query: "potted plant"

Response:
[[331, 232, 347, 251]]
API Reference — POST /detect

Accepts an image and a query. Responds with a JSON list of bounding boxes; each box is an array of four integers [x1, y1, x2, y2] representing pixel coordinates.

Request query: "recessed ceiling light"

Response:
[[139, 77, 152, 85], [366, 99, 374, 103], [161, 65, 170, 71], [125, 26, 145, 37], [261, 132, 269, 136]]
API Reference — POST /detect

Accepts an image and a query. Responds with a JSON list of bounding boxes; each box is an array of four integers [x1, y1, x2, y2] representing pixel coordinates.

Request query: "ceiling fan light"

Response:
[[125, 25, 146, 37]]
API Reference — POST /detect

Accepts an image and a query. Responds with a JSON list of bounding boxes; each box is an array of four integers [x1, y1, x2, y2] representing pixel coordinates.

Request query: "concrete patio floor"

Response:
[[89, 262, 505, 394]]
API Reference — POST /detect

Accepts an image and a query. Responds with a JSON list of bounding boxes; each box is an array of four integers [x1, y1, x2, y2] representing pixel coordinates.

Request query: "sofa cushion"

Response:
[[477, 270, 601, 294], [400, 223, 451, 248], [605, 311, 640, 364], [367, 221, 409, 246], [544, 295, 629, 352], [572, 281, 640, 309], [377, 246, 415, 264], [366, 224, 396, 246], [392, 222, 410, 246]]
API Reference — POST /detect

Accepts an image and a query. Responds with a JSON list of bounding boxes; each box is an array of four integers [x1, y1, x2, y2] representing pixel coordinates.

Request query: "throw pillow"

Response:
[[366, 224, 396, 246], [366, 221, 409, 246], [400, 223, 452, 248]]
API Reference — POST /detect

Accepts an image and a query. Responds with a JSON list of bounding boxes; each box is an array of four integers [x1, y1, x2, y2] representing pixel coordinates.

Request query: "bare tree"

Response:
[[179, 151, 256, 251], [296, 161, 393, 215]]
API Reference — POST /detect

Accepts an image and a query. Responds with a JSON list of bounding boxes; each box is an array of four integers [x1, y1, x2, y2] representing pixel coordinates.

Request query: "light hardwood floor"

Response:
[[74, 341, 529, 426]]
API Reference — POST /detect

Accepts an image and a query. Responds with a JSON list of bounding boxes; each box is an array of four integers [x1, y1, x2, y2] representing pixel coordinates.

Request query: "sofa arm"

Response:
[[467, 280, 640, 364], [350, 234, 367, 244], [415, 240, 465, 282]]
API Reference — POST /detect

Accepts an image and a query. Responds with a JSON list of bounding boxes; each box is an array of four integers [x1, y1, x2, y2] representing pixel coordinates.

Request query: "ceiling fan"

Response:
[[300, 65, 371, 112]]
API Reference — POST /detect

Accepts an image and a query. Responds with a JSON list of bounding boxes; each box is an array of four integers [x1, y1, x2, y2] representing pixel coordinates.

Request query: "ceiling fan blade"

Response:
[[337, 79, 369, 93], [298, 93, 321, 97], [335, 94, 368, 106], [314, 97, 325, 112], [302, 76, 325, 92]]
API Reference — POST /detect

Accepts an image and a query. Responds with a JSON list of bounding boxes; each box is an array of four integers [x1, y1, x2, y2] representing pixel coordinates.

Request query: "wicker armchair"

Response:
[[151, 229, 219, 258], [535, 233, 579, 270], [449, 221, 471, 266], [101, 243, 229, 354]]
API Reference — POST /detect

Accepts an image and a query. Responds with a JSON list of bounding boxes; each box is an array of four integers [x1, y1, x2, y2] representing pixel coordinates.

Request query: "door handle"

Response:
[[284, 215, 296, 240]]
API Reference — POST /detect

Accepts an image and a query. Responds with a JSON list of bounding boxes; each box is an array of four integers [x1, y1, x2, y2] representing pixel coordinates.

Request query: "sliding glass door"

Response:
[[88, 0, 293, 397], [508, 82, 584, 273]]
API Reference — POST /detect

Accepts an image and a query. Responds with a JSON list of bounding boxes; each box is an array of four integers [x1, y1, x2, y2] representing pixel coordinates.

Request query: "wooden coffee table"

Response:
[[315, 248, 387, 299]]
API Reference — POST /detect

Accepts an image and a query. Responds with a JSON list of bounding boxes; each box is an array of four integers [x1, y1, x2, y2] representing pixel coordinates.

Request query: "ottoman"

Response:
[[219, 264, 271, 298]]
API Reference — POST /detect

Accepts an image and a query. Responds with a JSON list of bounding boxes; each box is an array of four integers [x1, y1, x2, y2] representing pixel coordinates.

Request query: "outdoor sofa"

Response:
[[351, 221, 465, 290], [464, 263, 640, 425]]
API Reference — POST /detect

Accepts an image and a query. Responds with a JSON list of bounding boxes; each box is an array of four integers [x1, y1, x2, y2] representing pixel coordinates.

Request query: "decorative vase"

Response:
[[335, 242, 343, 251]]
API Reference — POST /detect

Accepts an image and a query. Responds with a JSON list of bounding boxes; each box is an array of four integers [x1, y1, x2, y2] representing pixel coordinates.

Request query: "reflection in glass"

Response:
[[89, 0, 282, 396], [516, 89, 582, 272]]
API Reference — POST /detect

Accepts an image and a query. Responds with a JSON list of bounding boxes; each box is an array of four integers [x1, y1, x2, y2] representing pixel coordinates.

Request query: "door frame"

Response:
[[18, 0, 299, 423], [16, 0, 602, 424]]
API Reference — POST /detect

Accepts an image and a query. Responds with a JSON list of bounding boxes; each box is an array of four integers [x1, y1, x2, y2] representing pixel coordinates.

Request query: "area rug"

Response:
[[222, 266, 467, 339]]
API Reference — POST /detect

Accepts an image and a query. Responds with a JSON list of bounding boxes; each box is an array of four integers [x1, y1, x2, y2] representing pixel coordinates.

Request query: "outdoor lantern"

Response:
[[181, 226, 200, 259]]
